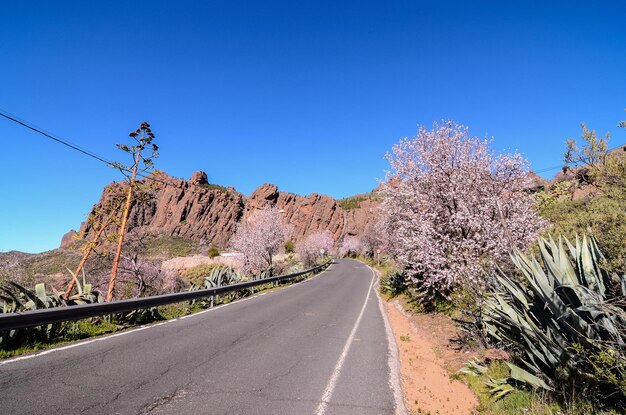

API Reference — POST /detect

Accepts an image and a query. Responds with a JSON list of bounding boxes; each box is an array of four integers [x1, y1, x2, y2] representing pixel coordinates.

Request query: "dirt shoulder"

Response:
[[384, 297, 479, 414]]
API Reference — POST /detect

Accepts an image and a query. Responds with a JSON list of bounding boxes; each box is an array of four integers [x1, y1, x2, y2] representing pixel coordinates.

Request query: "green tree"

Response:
[[538, 116, 626, 272], [564, 123, 609, 174]]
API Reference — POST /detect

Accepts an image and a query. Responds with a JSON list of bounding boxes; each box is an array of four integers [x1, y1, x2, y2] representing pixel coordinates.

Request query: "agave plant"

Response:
[[188, 266, 239, 290], [188, 266, 242, 306], [484, 235, 626, 405], [381, 270, 407, 297], [0, 281, 66, 345], [64, 267, 104, 305], [0, 272, 105, 346]]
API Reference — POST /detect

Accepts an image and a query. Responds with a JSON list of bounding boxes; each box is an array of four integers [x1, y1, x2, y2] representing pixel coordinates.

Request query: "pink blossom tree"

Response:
[[230, 207, 289, 275], [360, 224, 382, 258], [339, 236, 363, 257], [297, 230, 334, 266], [380, 121, 545, 294]]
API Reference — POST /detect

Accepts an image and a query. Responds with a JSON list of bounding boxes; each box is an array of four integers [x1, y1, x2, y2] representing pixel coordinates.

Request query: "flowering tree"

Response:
[[380, 121, 544, 294], [360, 224, 381, 258], [339, 236, 362, 257], [297, 230, 334, 266], [117, 230, 181, 297], [230, 207, 288, 275]]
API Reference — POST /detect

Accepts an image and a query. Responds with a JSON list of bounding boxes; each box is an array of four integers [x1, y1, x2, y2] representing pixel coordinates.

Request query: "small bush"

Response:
[[198, 183, 229, 193], [284, 240, 295, 254], [459, 360, 564, 415], [537, 187, 626, 273], [207, 246, 220, 258]]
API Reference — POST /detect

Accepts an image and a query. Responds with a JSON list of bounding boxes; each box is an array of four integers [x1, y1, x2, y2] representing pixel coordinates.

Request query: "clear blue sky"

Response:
[[1, 1, 625, 253]]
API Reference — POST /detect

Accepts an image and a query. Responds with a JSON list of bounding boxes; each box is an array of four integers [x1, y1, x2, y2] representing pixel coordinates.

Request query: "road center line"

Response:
[[314, 266, 375, 415]]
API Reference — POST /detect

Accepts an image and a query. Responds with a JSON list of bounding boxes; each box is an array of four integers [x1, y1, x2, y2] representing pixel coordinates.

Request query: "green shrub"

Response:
[[539, 122, 626, 273], [380, 269, 406, 297], [207, 246, 220, 258], [459, 360, 566, 415], [537, 188, 626, 272], [198, 183, 229, 192], [143, 235, 199, 259], [284, 240, 295, 254]]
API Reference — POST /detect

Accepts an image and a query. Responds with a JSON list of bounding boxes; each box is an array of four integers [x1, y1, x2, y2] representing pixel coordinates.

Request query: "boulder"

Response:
[[189, 171, 208, 185]]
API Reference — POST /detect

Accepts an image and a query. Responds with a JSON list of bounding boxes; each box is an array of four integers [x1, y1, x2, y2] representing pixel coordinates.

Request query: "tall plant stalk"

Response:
[[64, 214, 112, 298], [106, 122, 158, 301]]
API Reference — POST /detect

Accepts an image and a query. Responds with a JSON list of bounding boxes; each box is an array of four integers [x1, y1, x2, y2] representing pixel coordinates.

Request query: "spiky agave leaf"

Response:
[[484, 377, 514, 399], [506, 363, 552, 391], [65, 266, 83, 295], [458, 358, 488, 376], [485, 234, 626, 392]]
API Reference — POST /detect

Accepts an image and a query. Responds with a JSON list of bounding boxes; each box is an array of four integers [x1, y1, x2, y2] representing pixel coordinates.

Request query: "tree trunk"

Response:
[[106, 151, 141, 301], [64, 215, 112, 298]]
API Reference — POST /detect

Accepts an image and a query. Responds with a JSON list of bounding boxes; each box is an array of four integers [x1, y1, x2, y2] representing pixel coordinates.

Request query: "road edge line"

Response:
[[369, 265, 408, 415]]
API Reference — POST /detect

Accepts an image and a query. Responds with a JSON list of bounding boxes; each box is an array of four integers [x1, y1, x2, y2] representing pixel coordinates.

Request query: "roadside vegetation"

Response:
[[4, 113, 626, 413], [143, 235, 200, 259], [339, 116, 626, 414], [0, 251, 329, 359], [0, 123, 332, 359], [337, 192, 380, 210]]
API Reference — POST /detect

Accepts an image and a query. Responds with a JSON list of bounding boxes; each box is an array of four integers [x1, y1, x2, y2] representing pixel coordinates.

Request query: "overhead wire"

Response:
[[534, 143, 626, 174], [1, 109, 624, 183], [0, 109, 114, 166], [0, 109, 199, 191]]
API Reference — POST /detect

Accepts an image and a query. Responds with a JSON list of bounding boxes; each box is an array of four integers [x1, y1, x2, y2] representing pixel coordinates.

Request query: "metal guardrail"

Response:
[[0, 261, 331, 331]]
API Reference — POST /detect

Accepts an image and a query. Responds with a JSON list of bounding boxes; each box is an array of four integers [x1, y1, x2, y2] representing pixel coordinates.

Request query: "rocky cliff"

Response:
[[62, 171, 380, 249]]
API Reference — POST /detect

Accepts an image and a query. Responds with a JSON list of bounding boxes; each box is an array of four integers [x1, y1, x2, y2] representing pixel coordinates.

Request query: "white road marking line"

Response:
[[369, 265, 408, 415], [314, 267, 375, 415], [0, 265, 333, 367]]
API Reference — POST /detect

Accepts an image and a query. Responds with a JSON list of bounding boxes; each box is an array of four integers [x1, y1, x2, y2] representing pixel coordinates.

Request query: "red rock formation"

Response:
[[525, 171, 549, 191], [63, 172, 379, 249], [60, 230, 78, 249]]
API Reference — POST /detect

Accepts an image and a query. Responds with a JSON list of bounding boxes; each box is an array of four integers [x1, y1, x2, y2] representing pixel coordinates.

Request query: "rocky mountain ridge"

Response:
[[62, 171, 380, 249]]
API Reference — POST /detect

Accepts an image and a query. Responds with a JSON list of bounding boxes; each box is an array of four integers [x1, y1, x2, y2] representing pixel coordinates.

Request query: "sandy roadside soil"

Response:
[[385, 298, 479, 414]]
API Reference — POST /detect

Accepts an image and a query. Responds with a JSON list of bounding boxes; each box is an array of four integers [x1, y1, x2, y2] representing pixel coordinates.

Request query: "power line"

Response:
[[1, 108, 624, 184], [0, 110, 114, 166], [0, 109, 204, 192], [535, 165, 562, 173], [534, 143, 626, 175]]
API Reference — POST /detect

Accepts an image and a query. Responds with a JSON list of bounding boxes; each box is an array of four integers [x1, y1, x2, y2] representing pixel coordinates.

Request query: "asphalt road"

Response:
[[0, 259, 403, 415]]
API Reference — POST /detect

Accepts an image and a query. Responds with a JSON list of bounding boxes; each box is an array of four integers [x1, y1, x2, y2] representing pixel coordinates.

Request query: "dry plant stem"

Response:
[[64, 215, 112, 298], [106, 150, 141, 301]]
